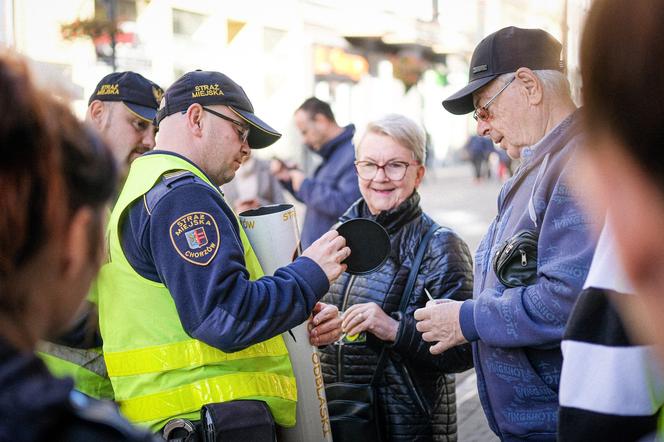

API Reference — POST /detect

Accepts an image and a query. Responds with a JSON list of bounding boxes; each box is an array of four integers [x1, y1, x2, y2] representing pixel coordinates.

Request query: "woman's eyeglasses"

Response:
[[354, 160, 419, 181]]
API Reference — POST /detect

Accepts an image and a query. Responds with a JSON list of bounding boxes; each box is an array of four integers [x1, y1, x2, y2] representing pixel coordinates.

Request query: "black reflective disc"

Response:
[[336, 218, 390, 275]]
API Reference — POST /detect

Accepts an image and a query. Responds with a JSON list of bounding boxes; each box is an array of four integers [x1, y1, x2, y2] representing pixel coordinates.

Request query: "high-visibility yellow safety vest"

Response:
[[97, 153, 296, 431]]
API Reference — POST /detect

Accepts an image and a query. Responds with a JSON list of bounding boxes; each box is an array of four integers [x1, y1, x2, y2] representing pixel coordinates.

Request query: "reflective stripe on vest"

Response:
[[98, 153, 296, 430], [119, 372, 296, 425], [38, 342, 114, 400], [104, 338, 289, 377]]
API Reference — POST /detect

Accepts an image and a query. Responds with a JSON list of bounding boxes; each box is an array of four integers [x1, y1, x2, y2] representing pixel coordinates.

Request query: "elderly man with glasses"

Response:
[[414, 27, 597, 441], [95, 70, 351, 438]]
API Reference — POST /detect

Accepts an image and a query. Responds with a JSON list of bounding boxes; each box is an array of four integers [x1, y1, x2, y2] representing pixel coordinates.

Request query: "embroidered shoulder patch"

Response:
[[169, 212, 220, 266]]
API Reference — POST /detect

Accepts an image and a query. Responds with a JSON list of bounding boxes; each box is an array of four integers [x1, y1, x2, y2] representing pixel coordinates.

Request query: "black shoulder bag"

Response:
[[326, 222, 439, 442], [491, 152, 550, 288], [491, 116, 583, 288]]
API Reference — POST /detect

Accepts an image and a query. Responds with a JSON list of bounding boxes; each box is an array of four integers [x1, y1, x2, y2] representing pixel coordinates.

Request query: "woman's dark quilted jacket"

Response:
[[320, 193, 474, 441]]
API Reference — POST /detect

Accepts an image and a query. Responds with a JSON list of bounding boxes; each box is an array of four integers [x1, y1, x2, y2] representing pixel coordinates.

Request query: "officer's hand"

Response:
[[308, 302, 342, 346], [302, 230, 349, 283]]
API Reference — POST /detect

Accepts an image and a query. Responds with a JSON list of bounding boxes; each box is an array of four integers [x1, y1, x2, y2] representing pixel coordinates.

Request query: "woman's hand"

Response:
[[342, 302, 399, 342], [308, 302, 342, 346]]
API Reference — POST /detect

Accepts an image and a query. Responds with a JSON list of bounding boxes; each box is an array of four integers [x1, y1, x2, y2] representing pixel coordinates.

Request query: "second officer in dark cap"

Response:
[[415, 27, 597, 441], [86, 71, 163, 176], [96, 70, 350, 439]]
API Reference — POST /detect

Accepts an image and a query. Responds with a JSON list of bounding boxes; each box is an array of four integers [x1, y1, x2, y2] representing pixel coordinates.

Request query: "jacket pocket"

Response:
[[398, 361, 430, 419]]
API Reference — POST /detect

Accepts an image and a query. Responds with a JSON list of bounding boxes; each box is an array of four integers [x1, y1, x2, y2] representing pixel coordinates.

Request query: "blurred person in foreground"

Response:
[[38, 71, 162, 401], [557, 219, 664, 442], [271, 97, 361, 248], [96, 70, 350, 436], [563, 0, 664, 440], [415, 27, 597, 441], [309, 114, 474, 441], [0, 51, 155, 441]]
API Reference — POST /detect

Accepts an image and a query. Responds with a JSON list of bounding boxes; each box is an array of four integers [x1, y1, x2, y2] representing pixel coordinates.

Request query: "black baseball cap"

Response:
[[89, 71, 163, 122], [442, 26, 564, 115], [156, 70, 281, 149]]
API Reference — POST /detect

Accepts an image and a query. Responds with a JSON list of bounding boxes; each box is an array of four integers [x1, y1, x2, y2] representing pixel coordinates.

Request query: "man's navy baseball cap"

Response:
[[442, 26, 564, 115], [156, 70, 281, 149], [89, 71, 163, 122]]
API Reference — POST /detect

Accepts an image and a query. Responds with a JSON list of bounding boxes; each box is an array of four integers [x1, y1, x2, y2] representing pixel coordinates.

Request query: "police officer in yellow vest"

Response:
[[96, 70, 350, 437], [38, 72, 163, 400]]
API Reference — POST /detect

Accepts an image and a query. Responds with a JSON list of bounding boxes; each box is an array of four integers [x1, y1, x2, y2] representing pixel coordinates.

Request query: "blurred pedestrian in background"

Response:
[[416, 26, 596, 441], [221, 152, 286, 213], [309, 114, 474, 442], [563, 0, 664, 440], [272, 97, 361, 248], [0, 51, 155, 441], [464, 134, 495, 182]]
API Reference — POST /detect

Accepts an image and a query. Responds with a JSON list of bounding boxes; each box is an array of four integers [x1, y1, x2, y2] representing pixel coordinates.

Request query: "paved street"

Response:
[[420, 164, 502, 442]]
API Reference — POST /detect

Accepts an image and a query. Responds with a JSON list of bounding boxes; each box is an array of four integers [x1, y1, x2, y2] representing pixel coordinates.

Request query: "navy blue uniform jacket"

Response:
[[120, 151, 329, 352]]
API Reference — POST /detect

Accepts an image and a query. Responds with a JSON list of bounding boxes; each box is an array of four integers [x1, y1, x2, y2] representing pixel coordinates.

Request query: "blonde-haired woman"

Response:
[[310, 114, 474, 441]]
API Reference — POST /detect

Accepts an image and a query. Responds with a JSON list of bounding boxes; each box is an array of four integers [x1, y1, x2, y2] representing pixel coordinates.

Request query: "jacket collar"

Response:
[[519, 108, 582, 169], [498, 108, 582, 212], [342, 191, 422, 234], [317, 124, 355, 160]]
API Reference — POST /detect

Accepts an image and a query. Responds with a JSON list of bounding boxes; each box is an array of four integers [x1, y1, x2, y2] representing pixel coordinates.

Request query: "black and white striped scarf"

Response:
[[558, 221, 663, 441]]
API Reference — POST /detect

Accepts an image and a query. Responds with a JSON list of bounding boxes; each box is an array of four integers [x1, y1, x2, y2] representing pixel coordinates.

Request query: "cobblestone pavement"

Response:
[[420, 164, 503, 442]]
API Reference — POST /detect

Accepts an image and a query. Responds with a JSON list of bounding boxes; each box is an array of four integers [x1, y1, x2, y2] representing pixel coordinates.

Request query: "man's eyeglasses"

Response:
[[472, 76, 515, 122], [354, 160, 419, 181], [203, 107, 250, 144]]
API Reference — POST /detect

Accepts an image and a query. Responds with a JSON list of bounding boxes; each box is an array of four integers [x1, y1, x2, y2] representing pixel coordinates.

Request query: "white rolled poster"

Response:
[[239, 204, 332, 442]]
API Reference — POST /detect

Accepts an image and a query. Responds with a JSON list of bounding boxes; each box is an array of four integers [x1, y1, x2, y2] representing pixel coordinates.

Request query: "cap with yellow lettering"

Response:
[[89, 71, 163, 123], [155, 70, 281, 149]]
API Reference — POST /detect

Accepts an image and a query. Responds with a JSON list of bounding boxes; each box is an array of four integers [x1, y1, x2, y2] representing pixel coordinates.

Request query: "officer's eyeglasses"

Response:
[[203, 107, 250, 144], [472, 76, 515, 122], [354, 160, 419, 181]]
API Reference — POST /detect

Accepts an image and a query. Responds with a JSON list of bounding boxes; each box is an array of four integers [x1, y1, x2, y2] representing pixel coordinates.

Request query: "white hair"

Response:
[[354, 114, 426, 164], [496, 69, 571, 99]]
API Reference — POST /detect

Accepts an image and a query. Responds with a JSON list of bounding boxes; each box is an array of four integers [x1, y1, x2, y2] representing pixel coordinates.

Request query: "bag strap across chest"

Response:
[[370, 221, 439, 386]]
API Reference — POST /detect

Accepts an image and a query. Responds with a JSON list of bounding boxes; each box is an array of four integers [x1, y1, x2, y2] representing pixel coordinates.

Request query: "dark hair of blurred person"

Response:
[[296, 96, 336, 123], [578, 0, 664, 357], [0, 50, 156, 441], [581, 0, 664, 190]]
